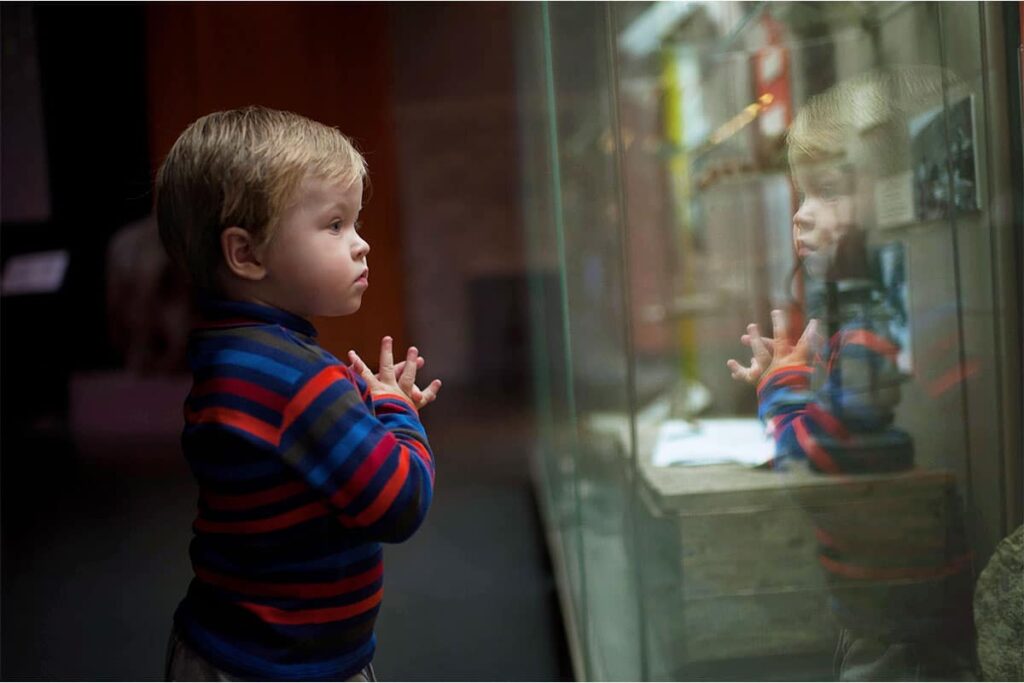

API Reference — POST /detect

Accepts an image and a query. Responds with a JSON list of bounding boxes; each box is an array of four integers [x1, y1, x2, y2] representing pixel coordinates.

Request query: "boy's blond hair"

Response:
[[787, 65, 956, 178], [156, 106, 367, 291]]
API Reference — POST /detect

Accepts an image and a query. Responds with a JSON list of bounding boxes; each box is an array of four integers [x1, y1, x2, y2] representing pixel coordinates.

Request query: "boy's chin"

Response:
[[308, 301, 361, 318], [332, 300, 362, 317], [801, 253, 831, 280]]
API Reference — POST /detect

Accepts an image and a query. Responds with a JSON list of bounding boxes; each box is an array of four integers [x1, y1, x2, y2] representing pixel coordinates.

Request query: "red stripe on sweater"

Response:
[[373, 393, 418, 413], [194, 501, 329, 534], [815, 526, 954, 556], [842, 330, 898, 358], [186, 406, 279, 445], [239, 588, 383, 625], [815, 527, 837, 547], [410, 440, 434, 483], [793, 419, 840, 474], [927, 359, 981, 398], [191, 377, 289, 413], [344, 447, 411, 527], [195, 563, 382, 599], [281, 365, 347, 433], [818, 552, 972, 581], [806, 402, 850, 440], [757, 365, 811, 398], [201, 481, 310, 511], [329, 435, 394, 510]]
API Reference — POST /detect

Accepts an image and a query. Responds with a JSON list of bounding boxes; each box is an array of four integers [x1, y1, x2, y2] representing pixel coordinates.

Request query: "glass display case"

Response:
[[516, 2, 1021, 680]]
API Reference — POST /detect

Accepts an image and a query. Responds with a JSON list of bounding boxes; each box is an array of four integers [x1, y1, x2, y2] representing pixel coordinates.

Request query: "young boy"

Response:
[[726, 68, 974, 680], [156, 106, 441, 681]]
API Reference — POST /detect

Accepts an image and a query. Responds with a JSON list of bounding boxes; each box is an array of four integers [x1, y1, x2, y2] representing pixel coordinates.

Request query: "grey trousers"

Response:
[[165, 629, 376, 682]]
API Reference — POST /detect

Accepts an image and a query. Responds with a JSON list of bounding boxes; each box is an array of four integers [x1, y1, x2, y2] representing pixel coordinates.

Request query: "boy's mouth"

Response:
[[795, 239, 818, 257], [355, 269, 369, 286]]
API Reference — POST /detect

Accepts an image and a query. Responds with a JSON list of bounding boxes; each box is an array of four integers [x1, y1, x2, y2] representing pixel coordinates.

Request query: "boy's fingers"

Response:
[[726, 359, 744, 380], [419, 379, 442, 406], [742, 334, 775, 350], [748, 325, 771, 365], [796, 319, 819, 353], [771, 309, 788, 344], [393, 357, 425, 378], [749, 358, 765, 384], [348, 351, 375, 383], [391, 358, 423, 378], [399, 347, 419, 394], [726, 359, 758, 384], [378, 337, 395, 381]]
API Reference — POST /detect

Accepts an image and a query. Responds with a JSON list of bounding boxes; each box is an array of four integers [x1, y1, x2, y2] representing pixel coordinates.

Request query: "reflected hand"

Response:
[[727, 310, 819, 385]]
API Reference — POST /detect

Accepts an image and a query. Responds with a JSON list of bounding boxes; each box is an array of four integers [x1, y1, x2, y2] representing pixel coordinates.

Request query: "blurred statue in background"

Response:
[[728, 66, 976, 680], [106, 214, 193, 373]]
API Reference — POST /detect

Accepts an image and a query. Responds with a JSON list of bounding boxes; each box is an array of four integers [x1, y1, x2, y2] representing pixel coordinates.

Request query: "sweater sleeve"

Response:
[[756, 326, 911, 473], [278, 364, 434, 542], [757, 364, 841, 472]]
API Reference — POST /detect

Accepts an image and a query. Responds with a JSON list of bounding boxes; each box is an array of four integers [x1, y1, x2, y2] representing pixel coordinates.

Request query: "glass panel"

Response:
[[516, 2, 589, 674], [544, 2, 645, 679], [520, 1, 1020, 680]]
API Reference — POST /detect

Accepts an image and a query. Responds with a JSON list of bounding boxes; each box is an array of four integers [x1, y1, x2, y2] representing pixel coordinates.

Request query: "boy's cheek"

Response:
[[837, 195, 863, 228]]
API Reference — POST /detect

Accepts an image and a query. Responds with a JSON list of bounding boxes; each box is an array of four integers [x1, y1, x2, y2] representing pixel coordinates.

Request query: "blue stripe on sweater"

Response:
[[201, 350, 303, 383], [184, 445, 290, 480], [182, 619, 375, 680], [307, 414, 377, 489], [189, 393, 283, 427], [191, 541, 381, 577]]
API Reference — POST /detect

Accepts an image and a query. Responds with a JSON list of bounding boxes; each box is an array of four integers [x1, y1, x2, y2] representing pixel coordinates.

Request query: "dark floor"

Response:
[[1, 377, 571, 681]]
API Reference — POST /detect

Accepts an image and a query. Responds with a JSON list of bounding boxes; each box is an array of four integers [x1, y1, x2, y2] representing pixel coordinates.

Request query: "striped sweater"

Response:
[[173, 298, 434, 680]]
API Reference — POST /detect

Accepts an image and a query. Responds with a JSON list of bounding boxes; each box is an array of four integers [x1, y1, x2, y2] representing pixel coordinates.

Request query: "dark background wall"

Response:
[[391, 3, 529, 392], [2, 4, 152, 430]]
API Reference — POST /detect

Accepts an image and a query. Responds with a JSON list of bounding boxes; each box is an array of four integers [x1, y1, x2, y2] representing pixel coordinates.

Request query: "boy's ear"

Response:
[[221, 227, 267, 281]]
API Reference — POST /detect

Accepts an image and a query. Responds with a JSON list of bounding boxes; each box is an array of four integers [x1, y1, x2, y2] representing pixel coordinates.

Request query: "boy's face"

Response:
[[260, 174, 369, 318], [791, 161, 857, 280]]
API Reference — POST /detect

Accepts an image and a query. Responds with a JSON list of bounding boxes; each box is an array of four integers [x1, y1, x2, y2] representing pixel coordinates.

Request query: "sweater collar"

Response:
[[196, 296, 318, 338]]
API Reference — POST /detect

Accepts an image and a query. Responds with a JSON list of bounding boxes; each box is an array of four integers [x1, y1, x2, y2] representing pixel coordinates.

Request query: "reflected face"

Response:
[[259, 175, 369, 318], [791, 163, 857, 280]]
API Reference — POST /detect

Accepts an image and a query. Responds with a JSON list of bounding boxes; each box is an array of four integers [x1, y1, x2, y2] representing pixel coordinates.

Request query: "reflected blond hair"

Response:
[[156, 106, 367, 291], [787, 65, 959, 177]]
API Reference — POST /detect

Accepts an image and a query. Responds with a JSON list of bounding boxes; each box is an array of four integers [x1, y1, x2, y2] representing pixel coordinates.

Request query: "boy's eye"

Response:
[[329, 221, 343, 233]]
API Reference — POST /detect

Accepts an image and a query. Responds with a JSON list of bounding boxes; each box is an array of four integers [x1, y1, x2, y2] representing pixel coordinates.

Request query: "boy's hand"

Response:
[[727, 310, 819, 385], [348, 336, 442, 410]]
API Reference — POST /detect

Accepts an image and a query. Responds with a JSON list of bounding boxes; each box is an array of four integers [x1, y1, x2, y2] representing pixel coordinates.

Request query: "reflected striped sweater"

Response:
[[174, 299, 434, 681], [756, 323, 912, 474], [757, 319, 971, 640]]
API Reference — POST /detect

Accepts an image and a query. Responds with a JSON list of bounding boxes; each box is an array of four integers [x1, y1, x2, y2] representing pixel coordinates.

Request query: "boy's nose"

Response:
[[793, 202, 814, 233]]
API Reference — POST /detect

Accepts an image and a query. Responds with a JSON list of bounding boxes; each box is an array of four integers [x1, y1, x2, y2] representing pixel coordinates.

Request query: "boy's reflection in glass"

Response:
[[727, 68, 975, 680]]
